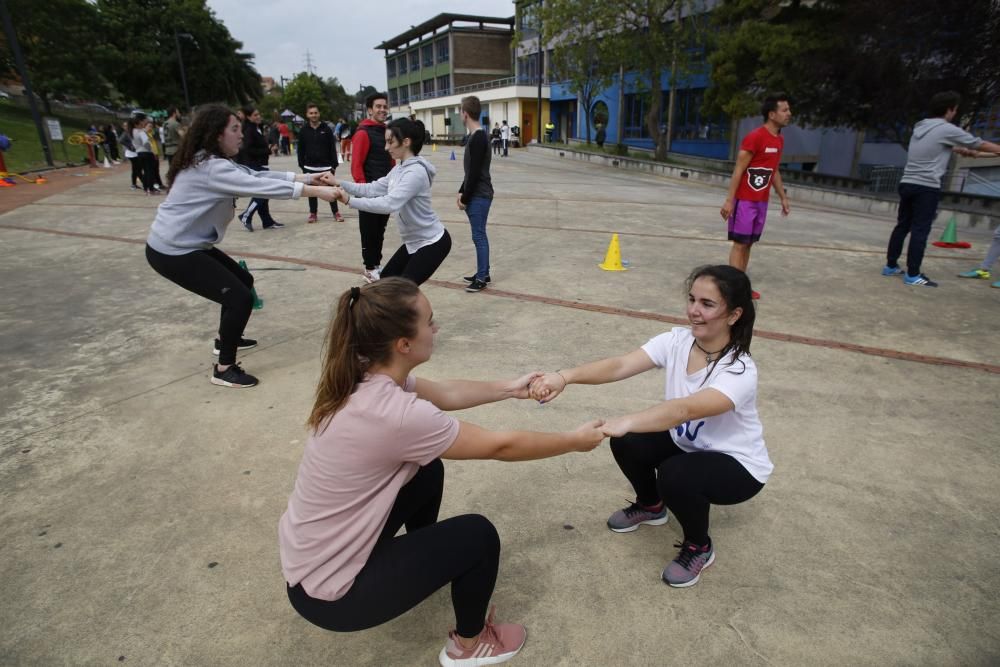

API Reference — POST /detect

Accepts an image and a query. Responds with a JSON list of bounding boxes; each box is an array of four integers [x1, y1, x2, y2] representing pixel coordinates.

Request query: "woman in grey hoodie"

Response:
[[146, 105, 339, 388], [326, 118, 451, 285]]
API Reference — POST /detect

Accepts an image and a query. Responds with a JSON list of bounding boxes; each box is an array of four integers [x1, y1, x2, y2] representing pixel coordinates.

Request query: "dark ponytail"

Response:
[[307, 277, 422, 432], [387, 117, 427, 155], [687, 265, 755, 382]]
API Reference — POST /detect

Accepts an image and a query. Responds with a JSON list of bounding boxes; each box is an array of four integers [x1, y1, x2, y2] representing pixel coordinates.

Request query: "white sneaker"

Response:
[[363, 266, 381, 283]]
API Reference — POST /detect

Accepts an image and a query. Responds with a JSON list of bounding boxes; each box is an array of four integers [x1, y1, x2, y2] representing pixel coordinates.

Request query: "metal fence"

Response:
[[859, 164, 904, 193]]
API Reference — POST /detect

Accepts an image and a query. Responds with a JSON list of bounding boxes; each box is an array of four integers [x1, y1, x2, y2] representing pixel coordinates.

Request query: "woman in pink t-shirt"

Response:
[[279, 277, 605, 667]]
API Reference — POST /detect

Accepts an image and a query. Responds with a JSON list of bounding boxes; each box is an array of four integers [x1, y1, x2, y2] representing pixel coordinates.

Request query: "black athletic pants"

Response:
[[886, 182, 940, 276], [610, 430, 764, 545], [286, 460, 500, 639], [136, 152, 157, 192], [239, 165, 278, 228], [359, 210, 390, 269], [145, 244, 254, 365], [380, 231, 452, 285]]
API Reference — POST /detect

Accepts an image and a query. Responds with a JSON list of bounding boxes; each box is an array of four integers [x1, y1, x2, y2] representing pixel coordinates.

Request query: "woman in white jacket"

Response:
[[145, 105, 338, 388], [324, 118, 451, 285]]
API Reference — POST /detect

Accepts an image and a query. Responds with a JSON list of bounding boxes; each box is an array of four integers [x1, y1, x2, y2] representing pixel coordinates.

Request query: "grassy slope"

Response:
[[0, 104, 99, 173]]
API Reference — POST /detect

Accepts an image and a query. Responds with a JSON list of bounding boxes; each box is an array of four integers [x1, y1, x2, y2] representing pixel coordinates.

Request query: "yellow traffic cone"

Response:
[[599, 234, 627, 271], [432, 143, 437, 152]]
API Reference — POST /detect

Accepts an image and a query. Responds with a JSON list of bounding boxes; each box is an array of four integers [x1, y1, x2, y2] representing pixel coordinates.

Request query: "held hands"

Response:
[[309, 170, 333, 184], [507, 371, 545, 400], [598, 416, 632, 439], [332, 187, 350, 204], [317, 172, 340, 186], [314, 187, 340, 203], [574, 419, 607, 451], [528, 372, 567, 404]]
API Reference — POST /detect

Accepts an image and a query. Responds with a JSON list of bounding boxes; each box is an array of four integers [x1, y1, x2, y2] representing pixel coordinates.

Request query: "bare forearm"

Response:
[[563, 356, 631, 385], [432, 379, 518, 411], [773, 171, 787, 200], [613, 400, 692, 435], [492, 430, 588, 461]]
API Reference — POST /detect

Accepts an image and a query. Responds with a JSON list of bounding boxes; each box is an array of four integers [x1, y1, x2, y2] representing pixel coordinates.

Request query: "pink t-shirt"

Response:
[[278, 373, 460, 600]]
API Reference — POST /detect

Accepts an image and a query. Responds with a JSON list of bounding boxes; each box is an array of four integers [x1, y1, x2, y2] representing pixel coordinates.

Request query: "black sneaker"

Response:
[[463, 274, 491, 283], [213, 337, 258, 356], [240, 215, 253, 232], [263, 221, 285, 229], [466, 279, 488, 293], [211, 363, 259, 388]]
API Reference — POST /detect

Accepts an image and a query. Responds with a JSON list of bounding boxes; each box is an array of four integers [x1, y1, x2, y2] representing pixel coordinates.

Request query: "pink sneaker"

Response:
[[438, 607, 526, 666]]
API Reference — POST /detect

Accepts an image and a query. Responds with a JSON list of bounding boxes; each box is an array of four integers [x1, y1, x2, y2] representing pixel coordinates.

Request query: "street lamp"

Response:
[[173, 29, 195, 111]]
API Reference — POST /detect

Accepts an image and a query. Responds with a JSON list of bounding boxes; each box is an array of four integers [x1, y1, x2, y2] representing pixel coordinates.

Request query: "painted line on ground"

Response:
[[1, 222, 995, 374]]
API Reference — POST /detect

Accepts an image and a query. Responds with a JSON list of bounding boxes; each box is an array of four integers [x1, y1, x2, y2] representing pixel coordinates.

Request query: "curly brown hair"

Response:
[[166, 105, 236, 186]]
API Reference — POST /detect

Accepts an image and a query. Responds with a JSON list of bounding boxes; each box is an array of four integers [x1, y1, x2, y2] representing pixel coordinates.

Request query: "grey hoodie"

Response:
[[341, 156, 446, 253], [901, 118, 982, 189], [147, 153, 304, 255]]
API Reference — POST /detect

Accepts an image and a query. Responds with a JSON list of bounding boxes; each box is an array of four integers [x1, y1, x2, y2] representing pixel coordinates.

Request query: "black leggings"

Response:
[[287, 460, 500, 639], [136, 152, 157, 192], [145, 244, 254, 365], [610, 430, 764, 545], [380, 230, 452, 285], [239, 165, 277, 228], [359, 210, 390, 269]]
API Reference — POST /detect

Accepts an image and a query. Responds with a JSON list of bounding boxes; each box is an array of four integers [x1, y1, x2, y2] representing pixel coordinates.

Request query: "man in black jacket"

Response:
[[237, 107, 284, 230], [298, 103, 343, 223]]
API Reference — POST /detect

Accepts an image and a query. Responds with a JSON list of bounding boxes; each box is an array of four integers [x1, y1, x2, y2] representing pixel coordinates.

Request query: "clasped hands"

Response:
[[304, 172, 350, 204], [511, 371, 630, 440]]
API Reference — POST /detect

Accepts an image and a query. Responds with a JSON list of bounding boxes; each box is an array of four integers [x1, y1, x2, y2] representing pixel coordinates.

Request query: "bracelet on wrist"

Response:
[[555, 370, 567, 389]]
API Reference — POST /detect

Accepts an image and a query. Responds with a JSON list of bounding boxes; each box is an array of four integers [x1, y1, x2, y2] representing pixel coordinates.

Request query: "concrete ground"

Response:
[[1, 147, 998, 666]]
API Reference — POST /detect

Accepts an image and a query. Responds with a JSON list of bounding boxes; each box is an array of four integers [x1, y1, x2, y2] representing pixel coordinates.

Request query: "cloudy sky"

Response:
[[206, 0, 517, 93]]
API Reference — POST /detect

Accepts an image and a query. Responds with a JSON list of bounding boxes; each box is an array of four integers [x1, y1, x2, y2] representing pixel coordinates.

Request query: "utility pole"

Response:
[[173, 29, 192, 112], [0, 0, 52, 166], [304, 50, 316, 76], [536, 39, 543, 145]]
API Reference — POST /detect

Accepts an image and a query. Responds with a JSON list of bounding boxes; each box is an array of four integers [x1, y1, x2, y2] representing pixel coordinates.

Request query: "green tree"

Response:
[[706, 0, 1000, 152], [321, 77, 355, 121], [540, 1, 619, 144], [538, 0, 706, 159], [96, 0, 262, 109], [282, 73, 328, 118], [0, 0, 119, 114]]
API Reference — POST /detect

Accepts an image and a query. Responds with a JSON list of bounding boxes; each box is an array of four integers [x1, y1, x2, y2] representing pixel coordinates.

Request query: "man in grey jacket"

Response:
[[882, 91, 1000, 287]]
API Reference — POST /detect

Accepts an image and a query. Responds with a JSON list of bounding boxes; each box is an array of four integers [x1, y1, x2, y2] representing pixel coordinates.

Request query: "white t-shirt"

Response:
[[641, 327, 772, 483]]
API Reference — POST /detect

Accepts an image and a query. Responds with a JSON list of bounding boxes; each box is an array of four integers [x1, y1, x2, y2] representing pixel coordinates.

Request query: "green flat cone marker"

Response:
[[938, 217, 958, 244], [238, 260, 264, 310]]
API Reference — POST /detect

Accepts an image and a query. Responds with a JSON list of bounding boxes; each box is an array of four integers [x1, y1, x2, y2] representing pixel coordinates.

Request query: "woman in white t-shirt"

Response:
[[529, 265, 771, 588], [279, 277, 605, 667]]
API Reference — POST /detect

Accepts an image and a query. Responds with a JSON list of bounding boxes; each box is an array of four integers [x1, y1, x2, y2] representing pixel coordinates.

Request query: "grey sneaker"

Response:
[[662, 540, 715, 588], [606, 501, 669, 533]]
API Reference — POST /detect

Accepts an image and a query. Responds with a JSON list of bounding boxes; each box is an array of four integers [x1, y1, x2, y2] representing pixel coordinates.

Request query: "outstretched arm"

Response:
[[442, 419, 605, 462], [530, 348, 657, 404], [600, 388, 735, 438], [414, 372, 541, 411]]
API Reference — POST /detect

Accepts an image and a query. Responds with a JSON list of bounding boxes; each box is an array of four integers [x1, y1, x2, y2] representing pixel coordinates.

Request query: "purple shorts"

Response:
[[727, 199, 769, 244]]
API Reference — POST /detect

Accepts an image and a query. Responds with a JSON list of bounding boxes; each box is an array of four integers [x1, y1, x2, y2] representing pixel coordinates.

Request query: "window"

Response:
[[423, 79, 435, 96], [389, 88, 398, 106], [519, 2, 539, 33], [399, 85, 409, 104], [436, 39, 449, 63], [517, 53, 542, 84], [422, 44, 434, 68], [410, 83, 421, 100], [437, 75, 450, 96], [623, 93, 648, 139], [410, 51, 420, 71], [398, 54, 408, 74], [670, 88, 728, 142], [386, 58, 396, 78]]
